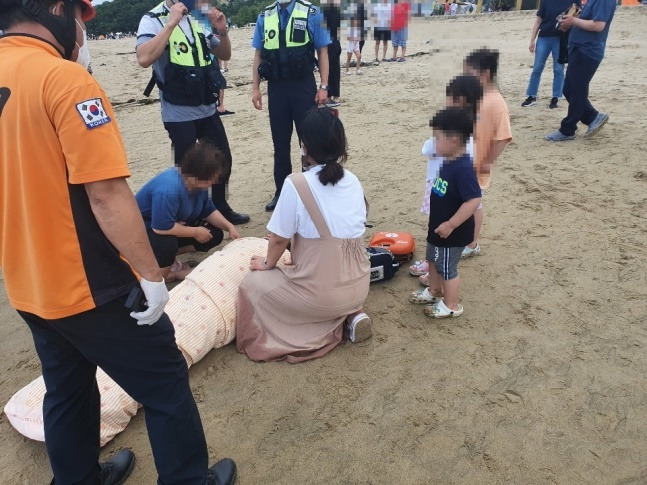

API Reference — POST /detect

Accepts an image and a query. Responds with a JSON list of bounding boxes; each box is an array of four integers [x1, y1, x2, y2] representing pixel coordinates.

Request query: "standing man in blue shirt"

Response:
[[136, 0, 250, 225], [545, 0, 616, 141], [251, 0, 331, 211]]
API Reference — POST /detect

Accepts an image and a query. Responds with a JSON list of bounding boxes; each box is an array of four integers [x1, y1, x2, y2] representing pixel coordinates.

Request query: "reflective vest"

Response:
[[258, 0, 316, 81], [144, 2, 221, 106]]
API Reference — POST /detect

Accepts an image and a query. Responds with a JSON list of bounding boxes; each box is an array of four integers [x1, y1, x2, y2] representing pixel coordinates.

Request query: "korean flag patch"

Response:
[[76, 98, 112, 129]]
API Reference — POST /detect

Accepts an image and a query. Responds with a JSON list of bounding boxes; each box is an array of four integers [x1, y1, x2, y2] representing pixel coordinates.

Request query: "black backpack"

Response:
[[367, 247, 400, 283]]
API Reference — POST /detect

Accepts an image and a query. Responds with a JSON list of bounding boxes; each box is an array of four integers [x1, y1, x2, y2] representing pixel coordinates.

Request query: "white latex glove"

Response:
[[130, 278, 169, 326]]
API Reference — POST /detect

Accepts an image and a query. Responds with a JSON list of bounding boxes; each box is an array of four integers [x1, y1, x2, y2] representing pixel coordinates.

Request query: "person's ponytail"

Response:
[[300, 107, 349, 186], [318, 161, 345, 186]]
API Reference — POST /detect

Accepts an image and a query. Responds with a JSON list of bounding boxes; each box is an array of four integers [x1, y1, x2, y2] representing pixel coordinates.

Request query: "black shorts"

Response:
[[374, 28, 391, 42]]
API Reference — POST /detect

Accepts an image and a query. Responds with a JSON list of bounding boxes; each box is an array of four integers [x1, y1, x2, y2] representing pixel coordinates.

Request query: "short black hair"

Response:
[[300, 106, 348, 186], [430, 107, 474, 145], [445, 74, 483, 119], [178, 140, 226, 182], [464, 48, 500, 81], [0, 0, 58, 31]]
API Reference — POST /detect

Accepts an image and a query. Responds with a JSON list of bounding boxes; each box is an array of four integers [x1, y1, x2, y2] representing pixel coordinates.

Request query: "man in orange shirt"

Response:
[[0, 1, 236, 484]]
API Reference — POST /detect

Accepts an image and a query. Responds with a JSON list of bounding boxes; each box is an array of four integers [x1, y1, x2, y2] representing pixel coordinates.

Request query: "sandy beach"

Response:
[[2, 7, 647, 484]]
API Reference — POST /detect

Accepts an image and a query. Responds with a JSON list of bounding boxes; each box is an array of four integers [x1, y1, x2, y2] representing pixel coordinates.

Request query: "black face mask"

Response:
[[20, 0, 77, 59]]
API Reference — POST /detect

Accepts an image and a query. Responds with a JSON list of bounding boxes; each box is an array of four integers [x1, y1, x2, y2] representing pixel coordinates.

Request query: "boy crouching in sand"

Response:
[[416, 107, 481, 318]]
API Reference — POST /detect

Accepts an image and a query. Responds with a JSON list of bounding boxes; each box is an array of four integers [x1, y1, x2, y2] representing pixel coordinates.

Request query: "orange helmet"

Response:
[[78, 0, 96, 21]]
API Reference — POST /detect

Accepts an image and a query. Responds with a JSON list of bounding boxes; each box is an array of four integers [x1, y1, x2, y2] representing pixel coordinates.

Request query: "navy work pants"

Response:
[[267, 75, 317, 197], [559, 48, 601, 137], [164, 114, 234, 215], [19, 297, 209, 485]]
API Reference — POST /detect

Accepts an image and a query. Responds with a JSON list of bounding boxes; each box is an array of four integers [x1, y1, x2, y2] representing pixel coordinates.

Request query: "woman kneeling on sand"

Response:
[[136, 141, 241, 282], [236, 107, 372, 363]]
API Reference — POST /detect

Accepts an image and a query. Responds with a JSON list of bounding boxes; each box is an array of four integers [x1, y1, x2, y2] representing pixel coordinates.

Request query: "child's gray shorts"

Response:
[[426, 243, 464, 280]]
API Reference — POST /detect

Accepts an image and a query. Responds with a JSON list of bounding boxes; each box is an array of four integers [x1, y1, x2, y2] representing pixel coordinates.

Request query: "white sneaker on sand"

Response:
[[346, 313, 373, 343], [461, 244, 481, 258]]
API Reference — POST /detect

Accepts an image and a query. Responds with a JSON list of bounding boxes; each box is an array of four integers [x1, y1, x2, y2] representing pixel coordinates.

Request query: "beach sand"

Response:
[[2, 8, 647, 484]]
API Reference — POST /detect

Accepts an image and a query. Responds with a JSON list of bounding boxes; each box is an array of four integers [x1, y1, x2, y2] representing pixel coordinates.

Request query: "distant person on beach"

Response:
[[136, 0, 250, 225], [236, 107, 372, 362], [388, 0, 410, 62], [409, 75, 483, 290], [0, 0, 237, 483], [346, 16, 363, 74], [521, 0, 581, 109], [463, 48, 512, 257], [136, 141, 241, 282], [322, 0, 342, 106], [410, 107, 482, 319], [450, 0, 459, 15], [545, 0, 616, 141], [372, 0, 392, 63]]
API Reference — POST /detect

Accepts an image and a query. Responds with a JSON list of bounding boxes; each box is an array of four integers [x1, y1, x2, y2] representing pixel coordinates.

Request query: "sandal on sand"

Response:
[[409, 260, 429, 276], [419, 272, 430, 287], [424, 299, 463, 318], [346, 313, 373, 343], [409, 288, 442, 304]]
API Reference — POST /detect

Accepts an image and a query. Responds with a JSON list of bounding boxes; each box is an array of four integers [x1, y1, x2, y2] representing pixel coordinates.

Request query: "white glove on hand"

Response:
[[130, 278, 169, 326]]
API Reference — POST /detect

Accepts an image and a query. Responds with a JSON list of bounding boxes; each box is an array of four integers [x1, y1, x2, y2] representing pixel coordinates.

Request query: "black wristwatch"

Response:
[[319, 84, 328, 91]]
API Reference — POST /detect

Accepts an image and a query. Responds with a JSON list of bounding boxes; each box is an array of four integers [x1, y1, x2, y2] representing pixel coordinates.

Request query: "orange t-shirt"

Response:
[[0, 35, 136, 319], [474, 89, 512, 190]]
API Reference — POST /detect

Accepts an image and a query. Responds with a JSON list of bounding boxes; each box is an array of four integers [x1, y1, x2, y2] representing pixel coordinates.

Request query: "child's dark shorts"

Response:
[[426, 243, 464, 280]]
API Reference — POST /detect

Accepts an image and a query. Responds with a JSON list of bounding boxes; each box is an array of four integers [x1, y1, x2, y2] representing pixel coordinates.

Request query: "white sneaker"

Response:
[[346, 313, 373, 343], [461, 244, 481, 258]]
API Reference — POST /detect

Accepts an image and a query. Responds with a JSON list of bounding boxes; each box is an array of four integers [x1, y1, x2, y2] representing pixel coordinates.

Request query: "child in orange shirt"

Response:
[[462, 48, 512, 257]]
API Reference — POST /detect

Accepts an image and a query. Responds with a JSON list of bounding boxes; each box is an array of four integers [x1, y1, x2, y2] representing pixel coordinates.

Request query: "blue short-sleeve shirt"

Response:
[[252, 0, 331, 50], [568, 0, 616, 61], [136, 168, 217, 230], [426, 154, 482, 248], [537, 0, 581, 37]]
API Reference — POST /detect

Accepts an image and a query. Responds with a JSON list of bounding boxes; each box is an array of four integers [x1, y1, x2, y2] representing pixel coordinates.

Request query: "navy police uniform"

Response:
[[252, 0, 331, 208]]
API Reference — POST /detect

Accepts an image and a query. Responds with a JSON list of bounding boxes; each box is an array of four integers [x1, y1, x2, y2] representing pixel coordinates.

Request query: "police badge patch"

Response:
[[268, 29, 276, 39]]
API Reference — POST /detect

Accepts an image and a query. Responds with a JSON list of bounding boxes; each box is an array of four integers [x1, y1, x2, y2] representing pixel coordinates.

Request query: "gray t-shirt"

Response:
[[136, 4, 220, 123]]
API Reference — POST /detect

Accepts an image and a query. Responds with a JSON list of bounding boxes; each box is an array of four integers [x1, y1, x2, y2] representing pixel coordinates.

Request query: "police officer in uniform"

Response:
[[137, 0, 250, 225], [251, 0, 331, 211]]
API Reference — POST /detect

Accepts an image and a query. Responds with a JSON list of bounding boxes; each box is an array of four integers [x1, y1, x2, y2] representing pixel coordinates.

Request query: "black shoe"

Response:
[[204, 458, 237, 485], [265, 195, 279, 212], [549, 97, 559, 109], [224, 211, 250, 225], [521, 96, 536, 107], [99, 449, 135, 485]]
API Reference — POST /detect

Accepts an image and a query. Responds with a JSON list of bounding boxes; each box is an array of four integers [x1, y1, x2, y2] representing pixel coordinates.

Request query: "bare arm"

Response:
[[448, 198, 482, 229], [204, 210, 237, 235], [559, 15, 606, 32], [85, 178, 163, 282], [573, 18, 606, 32], [152, 223, 199, 238], [252, 49, 263, 110], [136, 3, 184, 68], [212, 33, 231, 61], [249, 233, 291, 270], [480, 139, 510, 174], [434, 197, 482, 239], [265, 233, 291, 268], [317, 46, 329, 86], [529, 16, 541, 52]]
